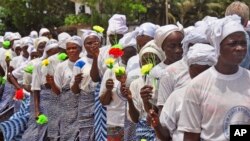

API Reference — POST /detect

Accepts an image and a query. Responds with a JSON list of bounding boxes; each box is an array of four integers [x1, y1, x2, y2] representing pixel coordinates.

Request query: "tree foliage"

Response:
[[0, 0, 75, 35]]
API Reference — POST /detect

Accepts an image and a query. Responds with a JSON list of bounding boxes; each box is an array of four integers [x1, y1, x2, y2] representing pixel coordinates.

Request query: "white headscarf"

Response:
[[41, 39, 58, 59], [39, 28, 50, 37], [154, 22, 184, 48], [187, 43, 217, 66], [119, 31, 137, 49], [27, 45, 37, 60], [4, 32, 13, 41], [66, 36, 82, 51], [182, 22, 209, 56], [30, 31, 38, 39], [36, 37, 49, 49], [209, 15, 246, 56], [107, 14, 128, 35], [9, 32, 21, 41], [58, 32, 71, 49], [21, 37, 33, 47], [13, 40, 22, 50], [136, 22, 159, 38], [139, 40, 165, 62]]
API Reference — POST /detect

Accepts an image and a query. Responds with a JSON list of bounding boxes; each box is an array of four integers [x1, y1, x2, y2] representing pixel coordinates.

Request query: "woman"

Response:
[[21, 38, 58, 141], [178, 15, 250, 141], [148, 43, 216, 141], [122, 40, 165, 141], [71, 30, 101, 141], [47, 36, 82, 141], [99, 31, 137, 140]]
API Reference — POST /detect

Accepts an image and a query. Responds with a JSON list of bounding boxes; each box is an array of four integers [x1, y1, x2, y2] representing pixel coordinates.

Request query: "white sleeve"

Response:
[[177, 83, 202, 133], [31, 63, 42, 91], [54, 64, 63, 91], [157, 73, 174, 106], [99, 69, 109, 97]]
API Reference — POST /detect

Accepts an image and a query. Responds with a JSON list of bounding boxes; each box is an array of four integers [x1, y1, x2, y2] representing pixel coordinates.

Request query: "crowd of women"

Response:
[[0, 1, 250, 141]]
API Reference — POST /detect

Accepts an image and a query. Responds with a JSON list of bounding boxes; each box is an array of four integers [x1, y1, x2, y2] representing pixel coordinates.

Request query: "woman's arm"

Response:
[[46, 75, 60, 95], [33, 90, 40, 118], [71, 73, 82, 94], [99, 79, 114, 105]]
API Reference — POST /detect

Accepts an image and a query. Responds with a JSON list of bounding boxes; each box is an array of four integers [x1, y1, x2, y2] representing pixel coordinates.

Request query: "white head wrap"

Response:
[[13, 40, 22, 50], [9, 32, 21, 41], [119, 31, 137, 49], [182, 22, 209, 56], [4, 32, 13, 41], [154, 22, 184, 48], [187, 43, 217, 66], [41, 39, 58, 59], [36, 37, 49, 49], [21, 37, 33, 47], [39, 28, 50, 37], [136, 22, 159, 38], [107, 14, 128, 35], [58, 32, 71, 49], [81, 30, 101, 53], [0, 36, 3, 48], [66, 36, 82, 50], [139, 40, 165, 62], [30, 31, 38, 39], [27, 45, 37, 60], [209, 15, 246, 56]]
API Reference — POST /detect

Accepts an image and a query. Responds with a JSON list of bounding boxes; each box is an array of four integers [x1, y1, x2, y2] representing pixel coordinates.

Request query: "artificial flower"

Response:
[[114, 66, 126, 77], [109, 45, 124, 58], [14, 89, 24, 101], [93, 25, 105, 33], [141, 63, 153, 76], [3, 41, 11, 49], [24, 65, 34, 74], [105, 58, 115, 69], [74, 60, 85, 69], [42, 59, 50, 67], [5, 51, 12, 61], [0, 76, 6, 85], [57, 53, 68, 61], [36, 114, 48, 125]]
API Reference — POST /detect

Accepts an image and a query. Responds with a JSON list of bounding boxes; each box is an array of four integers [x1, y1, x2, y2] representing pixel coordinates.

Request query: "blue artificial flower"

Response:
[[74, 60, 85, 69]]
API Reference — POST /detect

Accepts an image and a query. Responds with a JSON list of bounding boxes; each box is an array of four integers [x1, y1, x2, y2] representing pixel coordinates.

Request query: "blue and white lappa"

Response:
[[73, 60, 86, 75]]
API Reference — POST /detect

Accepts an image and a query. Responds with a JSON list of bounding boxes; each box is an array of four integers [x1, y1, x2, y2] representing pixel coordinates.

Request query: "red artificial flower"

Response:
[[109, 48, 124, 58], [14, 89, 24, 101]]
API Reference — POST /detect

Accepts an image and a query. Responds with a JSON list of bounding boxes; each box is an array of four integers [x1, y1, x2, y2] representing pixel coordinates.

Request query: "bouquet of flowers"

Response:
[[36, 114, 48, 125], [24, 65, 34, 74], [93, 25, 105, 34], [13, 89, 24, 101], [57, 52, 68, 61], [108, 44, 124, 59]]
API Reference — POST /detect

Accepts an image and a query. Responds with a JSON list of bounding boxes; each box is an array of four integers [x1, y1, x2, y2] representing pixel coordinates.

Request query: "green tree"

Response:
[[0, 0, 75, 35]]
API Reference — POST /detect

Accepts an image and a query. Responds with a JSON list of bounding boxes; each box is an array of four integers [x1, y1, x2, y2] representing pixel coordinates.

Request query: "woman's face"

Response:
[[162, 31, 184, 64], [66, 42, 81, 62], [189, 64, 211, 79], [136, 35, 153, 52], [141, 52, 161, 66], [84, 35, 101, 56], [22, 45, 29, 58], [30, 52, 39, 60], [121, 46, 137, 65], [37, 42, 46, 57], [109, 34, 123, 45], [15, 46, 22, 56], [47, 47, 59, 58], [219, 31, 247, 66], [42, 32, 51, 39]]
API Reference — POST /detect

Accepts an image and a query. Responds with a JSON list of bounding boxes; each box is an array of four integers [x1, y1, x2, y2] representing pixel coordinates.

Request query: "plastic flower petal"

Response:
[[36, 114, 48, 125], [57, 53, 68, 61], [24, 65, 34, 74], [112, 43, 123, 49], [114, 66, 126, 77], [14, 89, 24, 101], [105, 58, 115, 69], [93, 25, 105, 33], [42, 59, 50, 66], [141, 63, 154, 76], [0, 76, 6, 85], [108, 48, 124, 58], [74, 60, 85, 69], [3, 41, 11, 49], [5, 51, 12, 61]]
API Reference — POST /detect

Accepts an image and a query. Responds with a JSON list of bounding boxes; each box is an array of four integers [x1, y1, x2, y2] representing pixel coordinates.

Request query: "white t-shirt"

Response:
[[178, 66, 250, 141], [126, 54, 141, 86], [10, 55, 28, 70], [160, 87, 186, 141], [54, 59, 74, 91], [99, 68, 126, 127], [157, 58, 190, 106], [129, 76, 158, 121], [150, 61, 168, 79], [23, 58, 40, 85], [98, 45, 111, 78], [0, 49, 15, 76]]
